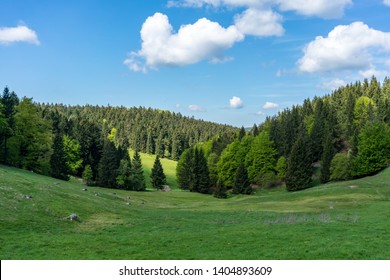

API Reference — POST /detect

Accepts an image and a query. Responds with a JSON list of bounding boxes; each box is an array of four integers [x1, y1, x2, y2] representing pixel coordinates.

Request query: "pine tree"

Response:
[[50, 132, 69, 181], [98, 139, 121, 188], [1, 87, 19, 164], [320, 125, 335, 183], [151, 155, 166, 189], [195, 148, 210, 194], [285, 125, 312, 191], [238, 126, 246, 141], [233, 162, 252, 194], [176, 148, 194, 190], [132, 150, 146, 191], [116, 152, 132, 190]]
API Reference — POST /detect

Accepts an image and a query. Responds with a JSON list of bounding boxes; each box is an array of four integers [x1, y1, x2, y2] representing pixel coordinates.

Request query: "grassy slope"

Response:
[[129, 150, 178, 189], [0, 164, 389, 260]]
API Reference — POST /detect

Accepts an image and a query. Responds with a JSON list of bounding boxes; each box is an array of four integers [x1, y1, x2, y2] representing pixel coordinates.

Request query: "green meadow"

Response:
[[0, 161, 389, 260]]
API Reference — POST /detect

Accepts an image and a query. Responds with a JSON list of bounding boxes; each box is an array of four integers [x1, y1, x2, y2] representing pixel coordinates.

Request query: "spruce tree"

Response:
[[50, 132, 69, 181], [132, 150, 146, 191], [176, 148, 194, 190], [195, 148, 211, 194], [98, 139, 121, 188], [82, 164, 94, 186], [151, 155, 166, 189], [321, 126, 335, 183], [233, 162, 252, 194], [285, 125, 312, 191], [116, 152, 132, 190]]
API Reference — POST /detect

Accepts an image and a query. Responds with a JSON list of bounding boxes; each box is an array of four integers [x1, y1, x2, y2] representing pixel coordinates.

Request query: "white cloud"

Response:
[[276, 0, 352, 19], [188, 104, 206, 111], [359, 68, 389, 79], [167, 0, 267, 8], [263, 101, 279, 109], [298, 22, 390, 73], [125, 13, 244, 72], [384, 0, 390, 7], [234, 8, 284, 37], [0, 25, 40, 45], [256, 111, 265, 115], [320, 79, 347, 90], [229, 96, 244, 108]]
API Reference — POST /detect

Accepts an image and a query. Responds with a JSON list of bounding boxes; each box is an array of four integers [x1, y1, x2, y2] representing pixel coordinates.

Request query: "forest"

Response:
[[1, 76, 390, 196]]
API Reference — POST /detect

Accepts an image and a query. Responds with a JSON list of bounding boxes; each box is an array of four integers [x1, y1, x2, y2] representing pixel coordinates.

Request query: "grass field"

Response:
[[0, 163, 389, 260]]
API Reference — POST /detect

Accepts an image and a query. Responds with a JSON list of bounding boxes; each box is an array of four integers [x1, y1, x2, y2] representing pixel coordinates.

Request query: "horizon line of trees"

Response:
[[1, 86, 233, 191]]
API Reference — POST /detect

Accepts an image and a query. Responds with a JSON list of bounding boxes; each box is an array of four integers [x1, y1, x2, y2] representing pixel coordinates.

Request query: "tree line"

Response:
[[177, 77, 390, 197], [0, 87, 236, 190]]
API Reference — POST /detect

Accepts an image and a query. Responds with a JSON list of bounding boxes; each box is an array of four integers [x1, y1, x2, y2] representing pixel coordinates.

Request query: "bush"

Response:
[[330, 153, 351, 181]]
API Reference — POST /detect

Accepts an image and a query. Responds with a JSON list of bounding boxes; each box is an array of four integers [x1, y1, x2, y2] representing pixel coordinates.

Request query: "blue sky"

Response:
[[1, 0, 390, 127]]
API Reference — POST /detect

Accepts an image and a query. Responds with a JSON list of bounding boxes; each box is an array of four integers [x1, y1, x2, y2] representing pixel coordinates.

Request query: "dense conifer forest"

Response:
[[2, 77, 390, 195]]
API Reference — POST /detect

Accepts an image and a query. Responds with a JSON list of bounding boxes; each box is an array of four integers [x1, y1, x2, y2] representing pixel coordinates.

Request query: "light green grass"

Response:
[[1, 164, 389, 259], [129, 150, 178, 189]]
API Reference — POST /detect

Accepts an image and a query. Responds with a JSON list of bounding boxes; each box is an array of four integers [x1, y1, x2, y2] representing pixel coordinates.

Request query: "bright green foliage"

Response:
[[330, 153, 352, 181], [245, 131, 277, 184], [151, 156, 166, 189], [353, 122, 390, 177], [98, 140, 121, 188], [50, 133, 69, 181], [275, 156, 287, 181], [354, 96, 376, 128], [131, 150, 146, 191], [217, 136, 253, 187], [63, 135, 83, 175], [82, 164, 94, 185], [233, 162, 252, 194], [286, 126, 312, 191]]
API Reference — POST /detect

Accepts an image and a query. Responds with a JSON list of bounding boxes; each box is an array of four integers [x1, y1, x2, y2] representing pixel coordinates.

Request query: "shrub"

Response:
[[330, 153, 351, 181]]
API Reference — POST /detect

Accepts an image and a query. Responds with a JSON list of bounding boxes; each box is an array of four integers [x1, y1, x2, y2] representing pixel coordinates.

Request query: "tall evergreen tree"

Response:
[[194, 148, 210, 194], [285, 125, 312, 191], [116, 152, 132, 190], [50, 132, 69, 181], [98, 139, 121, 188], [320, 125, 335, 183], [176, 148, 194, 190], [132, 150, 146, 191], [151, 155, 166, 189], [233, 162, 252, 194]]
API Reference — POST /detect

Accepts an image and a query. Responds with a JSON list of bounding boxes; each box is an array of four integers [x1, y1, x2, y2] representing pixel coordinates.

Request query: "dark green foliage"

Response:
[[176, 148, 194, 190], [213, 178, 227, 199], [193, 148, 210, 193], [116, 153, 133, 190], [286, 126, 312, 191], [233, 162, 252, 194], [0, 87, 19, 164], [151, 156, 166, 189], [50, 133, 69, 181], [238, 126, 246, 141], [131, 150, 146, 191], [98, 140, 121, 188], [330, 153, 352, 181], [320, 126, 335, 183], [353, 122, 390, 177]]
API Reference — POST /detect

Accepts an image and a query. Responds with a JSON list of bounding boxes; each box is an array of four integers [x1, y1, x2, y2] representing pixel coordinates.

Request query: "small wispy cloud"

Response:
[[188, 104, 206, 112], [0, 25, 40, 45], [263, 101, 279, 109], [229, 96, 244, 109]]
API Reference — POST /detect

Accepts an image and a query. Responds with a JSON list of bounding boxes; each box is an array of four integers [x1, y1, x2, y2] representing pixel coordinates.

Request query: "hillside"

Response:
[[1, 164, 389, 259]]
